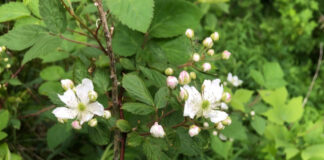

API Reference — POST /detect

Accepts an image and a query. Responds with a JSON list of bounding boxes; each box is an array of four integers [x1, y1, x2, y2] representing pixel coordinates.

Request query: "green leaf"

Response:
[[0, 143, 10, 160], [285, 147, 299, 160], [47, 124, 72, 149], [211, 134, 232, 159], [250, 69, 265, 86], [301, 144, 324, 160], [0, 132, 8, 141], [259, 87, 288, 107], [40, 66, 65, 81], [149, 0, 202, 38], [116, 119, 131, 132], [122, 74, 154, 105], [120, 58, 136, 70], [22, 35, 63, 64], [23, 0, 40, 18], [8, 78, 22, 86], [251, 115, 267, 135], [93, 69, 110, 94], [11, 119, 21, 130], [88, 121, 111, 145], [127, 132, 144, 147], [122, 103, 155, 115], [112, 25, 144, 56], [0, 25, 46, 51], [160, 36, 191, 65], [0, 110, 10, 131], [73, 60, 90, 84], [222, 116, 247, 140], [262, 62, 286, 89], [139, 66, 166, 87], [39, 0, 67, 33], [104, 0, 154, 33], [40, 51, 69, 63], [176, 128, 202, 156], [38, 81, 62, 96], [204, 13, 217, 31], [230, 89, 253, 112], [154, 87, 169, 109], [143, 138, 170, 160], [0, 2, 30, 22]]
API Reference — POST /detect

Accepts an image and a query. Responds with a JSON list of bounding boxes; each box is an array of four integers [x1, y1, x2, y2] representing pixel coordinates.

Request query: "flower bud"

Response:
[[88, 90, 98, 102], [210, 32, 219, 41], [203, 122, 209, 128], [164, 67, 174, 76], [0, 46, 5, 52], [103, 110, 111, 119], [222, 50, 231, 60], [5, 64, 11, 69], [219, 133, 227, 141], [203, 37, 213, 48], [192, 53, 200, 62], [189, 125, 201, 137], [212, 130, 218, 136], [58, 118, 66, 123], [178, 71, 191, 85], [216, 122, 225, 130], [4, 58, 8, 62], [167, 76, 178, 89], [189, 72, 196, 80], [150, 122, 165, 138], [222, 117, 232, 125], [185, 29, 194, 39], [222, 92, 231, 103], [207, 49, 215, 56], [61, 79, 74, 90], [250, 110, 255, 116], [179, 87, 189, 101], [88, 118, 98, 127], [71, 120, 82, 130], [202, 63, 211, 72], [220, 103, 228, 110]]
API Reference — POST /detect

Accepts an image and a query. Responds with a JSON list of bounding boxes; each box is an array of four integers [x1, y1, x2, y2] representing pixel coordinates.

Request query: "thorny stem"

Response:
[[93, 1, 123, 160]]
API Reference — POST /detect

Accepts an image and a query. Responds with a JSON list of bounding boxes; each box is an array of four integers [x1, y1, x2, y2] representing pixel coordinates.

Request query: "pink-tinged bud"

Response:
[[250, 111, 255, 116], [222, 92, 231, 103], [72, 120, 82, 130], [202, 63, 211, 72], [216, 122, 225, 130], [203, 122, 209, 128], [164, 67, 174, 76], [61, 79, 74, 90], [192, 53, 200, 62], [179, 87, 189, 101], [189, 125, 201, 137], [185, 29, 194, 39], [150, 122, 165, 138], [212, 130, 218, 136], [203, 37, 213, 48], [210, 32, 220, 41], [167, 76, 178, 89], [222, 50, 231, 60], [207, 49, 215, 56], [222, 117, 232, 125], [178, 71, 191, 85]]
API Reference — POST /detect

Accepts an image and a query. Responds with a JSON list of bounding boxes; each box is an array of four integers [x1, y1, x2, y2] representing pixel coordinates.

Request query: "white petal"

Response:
[[87, 102, 104, 116], [75, 78, 94, 104], [78, 112, 94, 124], [183, 85, 202, 119], [227, 73, 233, 82], [202, 79, 223, 104], [58, 89, 79, 108], [52, 107, 78, 119], [208, 110, 228, 123]]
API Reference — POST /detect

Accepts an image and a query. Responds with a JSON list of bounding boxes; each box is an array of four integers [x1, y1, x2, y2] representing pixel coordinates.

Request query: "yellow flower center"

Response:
[[202, 100, 210, 110], [78, 103, 86, 112]]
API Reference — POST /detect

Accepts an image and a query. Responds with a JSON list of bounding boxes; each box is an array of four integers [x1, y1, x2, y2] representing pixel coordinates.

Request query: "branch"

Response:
[[303, 43, 323, 107], [20, 105, 55, 118], [3, 65, 24, 87], [50, 33, 101, 49]]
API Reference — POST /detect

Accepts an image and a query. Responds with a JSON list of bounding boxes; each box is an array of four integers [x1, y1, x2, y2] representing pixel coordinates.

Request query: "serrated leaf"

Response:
[[250, 69, 265, 86], [73, 60, 90, 84], [105, 0, 154, 33], [23, 0, 40, 18], [139, 66, 166, 87], [176, 128, 201, 156], [222, 116, 247, 140], [0, 110, 10, 131], [263, 62, 286, 89], [251, 115, 267, 135], [149, 0, 202, 38], [143, 138, 170, 160], [259, 87, 288, 107], [47, 124, 72, 149], [127, 132, 144, 147], [230, 89, 253, 112], [8, 78, 22, 86], [160, 36, 191, 65], [211, 134, 232, 159], [93, 69, 110, 94], [40, 51, 69, 63], [116, 119, 131, 132], [112, 25, 144, 56], [301, 144, 324, 160], [22, 35, 62, 64], [0, 25, 46, 51], [39, 0, 67, 33], [0, 2, 30, 22], [40, 66, 65, 81], [122, 103, 155, 115], [88, 121, 111, 145], [122, 74, 154, 105], [0, 132, 8, 141], [154, 87, 169, 109], [120, 58, 136, 70]]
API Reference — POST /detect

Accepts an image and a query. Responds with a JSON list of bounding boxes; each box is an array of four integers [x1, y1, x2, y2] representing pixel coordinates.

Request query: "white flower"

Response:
[[71, 120, 82, 130], [52, 78, 105, 124], [207, 49, 215, 56], [103, 110, 111, 119], [211, 32, 219, 41], [178, 71, 191, 85], [182, 79, 228, 123], [164, 68, 174, 76], [88, 118, 98, 127], [185, 29, 194, 39], [227, 73, 243, 87], [192, 53, 200, 62], [203, 37, 213, 48], [61, 79, 74, 90], [222, 50, 231, 60], [189, 125, 200, 137], [202, 63, 211, 72], [167, 76, 178, 89], [150, 122, 165, 138]]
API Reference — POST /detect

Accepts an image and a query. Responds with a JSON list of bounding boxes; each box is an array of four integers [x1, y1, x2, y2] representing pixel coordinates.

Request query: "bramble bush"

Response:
[[0, 0, 323, 160]]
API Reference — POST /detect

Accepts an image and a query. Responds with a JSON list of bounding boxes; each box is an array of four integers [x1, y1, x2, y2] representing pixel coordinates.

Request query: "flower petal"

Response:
[[75, 78, 94, 104], [52, 107, 78, 119], [183, 85, 202, 119], [208, 110, 228, 123], [78, 112, 94, 124], [202, 79, 223, 104], [58, 89, 79, 108], [87, 102, 104, 116]]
